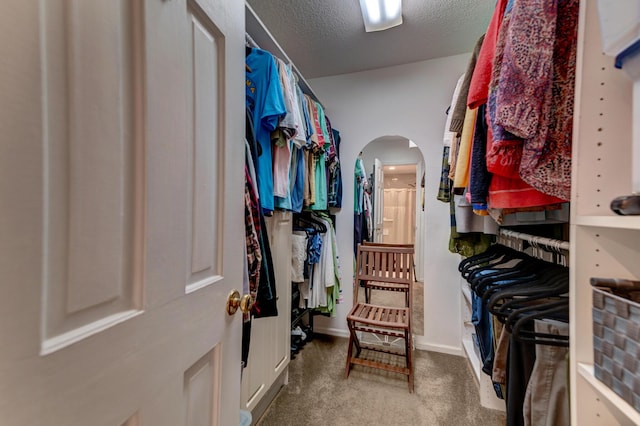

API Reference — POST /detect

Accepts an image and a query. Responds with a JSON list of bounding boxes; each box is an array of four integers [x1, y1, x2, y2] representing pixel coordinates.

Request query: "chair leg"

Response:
[[352, 326, 362, 357], [405, 330, 414, 393], [345, 321, 360, 378], [345, 332, 354, 379]]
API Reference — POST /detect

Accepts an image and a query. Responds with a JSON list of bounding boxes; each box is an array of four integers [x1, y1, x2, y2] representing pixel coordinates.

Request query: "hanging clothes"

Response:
[[450, 35, 485, 134], [310, 213, 340, 316], [310, 150, 328, 211], [272, 59, 296, 209], [304, 148, 316, 206], [327, 122, 343, 208], [246, 47, 286, 214], [245, 164, 262, 299], [294, 213, 340, 317], [353, 157, 372, 252], [289, 145, 306, 213], [459, 240, 570, 426], [438, 73, 466, 203], [467, 0, 509, 109], [291, 231, 307, 283], [452, 107, 477, 191], [483, 2, 566, 209], [437, 145, 452, 203], [497, 0, 579, 201], [468, 103, 491, 212], [522, 320, 570, 426]]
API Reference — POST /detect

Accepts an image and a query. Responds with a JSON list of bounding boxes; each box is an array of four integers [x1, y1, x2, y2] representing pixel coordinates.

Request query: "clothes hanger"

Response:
[[459, 244, 530, 278], [475, 267, 544, 301], [466, 251, 542, 294], [484, 266, 568, 315], [490, 287, 568, 325], [509, 302, 569, 347], [467, 254, 541, 292], [294, 214, 327, 233], [458, 244, 507, 273]]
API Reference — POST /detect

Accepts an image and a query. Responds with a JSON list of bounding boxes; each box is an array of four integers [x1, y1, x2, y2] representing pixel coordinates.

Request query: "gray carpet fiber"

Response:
[[256, 334, 506, 426]]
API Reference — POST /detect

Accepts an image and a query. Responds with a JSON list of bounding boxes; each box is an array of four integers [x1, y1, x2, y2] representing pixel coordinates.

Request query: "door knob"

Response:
[[226, 290, 253, 316]]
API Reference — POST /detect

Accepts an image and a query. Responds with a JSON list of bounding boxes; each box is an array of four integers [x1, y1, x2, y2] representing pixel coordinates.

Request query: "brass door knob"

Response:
[[226, 290, 254, 316]]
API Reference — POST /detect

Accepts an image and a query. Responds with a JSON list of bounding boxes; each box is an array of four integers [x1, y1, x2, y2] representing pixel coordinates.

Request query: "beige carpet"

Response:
[[256, 334, 506, 426]]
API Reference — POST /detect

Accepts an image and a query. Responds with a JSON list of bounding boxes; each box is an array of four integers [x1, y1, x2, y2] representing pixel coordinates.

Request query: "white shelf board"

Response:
[[578, 362, 640, 425], [574, 215, 640, 230], [462, 338, 481, 383]]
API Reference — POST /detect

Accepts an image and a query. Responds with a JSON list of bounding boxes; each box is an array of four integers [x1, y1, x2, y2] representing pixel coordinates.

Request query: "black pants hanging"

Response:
[[506, 325, 536, 426]]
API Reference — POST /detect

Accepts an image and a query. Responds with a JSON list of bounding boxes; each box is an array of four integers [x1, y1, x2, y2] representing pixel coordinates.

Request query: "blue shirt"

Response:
[[246, 48, 286, 213]]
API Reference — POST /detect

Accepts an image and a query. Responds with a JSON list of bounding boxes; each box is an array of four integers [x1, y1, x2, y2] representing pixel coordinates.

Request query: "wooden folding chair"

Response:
[[360, 242, 414, 306], [345, 244, 414, 392]]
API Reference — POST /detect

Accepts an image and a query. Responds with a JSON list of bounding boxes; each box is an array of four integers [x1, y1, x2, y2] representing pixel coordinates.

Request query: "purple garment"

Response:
[[494, 0, 579, 201], [495, 0, 558, 139]]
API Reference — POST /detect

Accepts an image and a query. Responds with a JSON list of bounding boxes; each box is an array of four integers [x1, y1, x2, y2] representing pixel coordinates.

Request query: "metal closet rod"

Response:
[[245, 32, 258, 48], [499, 229, 570, 252], [244, 31, 322, 106], [244, 1, 324, 108]]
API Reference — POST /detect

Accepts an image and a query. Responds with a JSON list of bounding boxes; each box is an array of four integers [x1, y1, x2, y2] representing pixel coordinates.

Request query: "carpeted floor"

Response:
[[256, 334, 506, 426]]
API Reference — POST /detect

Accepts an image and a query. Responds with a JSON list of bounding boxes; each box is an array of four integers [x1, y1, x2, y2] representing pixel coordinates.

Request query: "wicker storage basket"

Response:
[[591, 277, 640, 412]]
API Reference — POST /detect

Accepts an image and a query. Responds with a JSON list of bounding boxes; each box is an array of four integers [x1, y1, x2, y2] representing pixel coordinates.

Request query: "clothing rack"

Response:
[[498, 229, 569, 266], [498, 229, 569, 251], [245, 32, 258, 48], [245, 3, 323, 106]]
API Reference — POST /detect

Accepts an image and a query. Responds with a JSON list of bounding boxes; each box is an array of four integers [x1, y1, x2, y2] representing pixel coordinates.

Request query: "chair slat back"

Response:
[[354, 244, 414, 303], [357, 244, 414, 284]]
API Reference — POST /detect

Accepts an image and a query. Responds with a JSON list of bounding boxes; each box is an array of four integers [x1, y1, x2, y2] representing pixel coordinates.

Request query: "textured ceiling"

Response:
[[247, 0, 495, 78]]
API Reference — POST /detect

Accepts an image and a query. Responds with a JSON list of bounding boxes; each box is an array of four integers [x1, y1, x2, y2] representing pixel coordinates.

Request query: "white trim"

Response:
[[314, 326, 349, 339], [413, 338, 463, 356], [317, 327, 464, 356]]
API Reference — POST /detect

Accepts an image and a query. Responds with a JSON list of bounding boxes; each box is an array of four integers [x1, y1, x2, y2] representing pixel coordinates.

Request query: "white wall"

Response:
[[310, 53, 469, 354], [360, 137, 422, 174]]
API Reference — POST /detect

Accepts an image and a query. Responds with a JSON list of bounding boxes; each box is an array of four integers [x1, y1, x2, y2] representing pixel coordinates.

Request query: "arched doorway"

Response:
[[354, 135, 425, 335]]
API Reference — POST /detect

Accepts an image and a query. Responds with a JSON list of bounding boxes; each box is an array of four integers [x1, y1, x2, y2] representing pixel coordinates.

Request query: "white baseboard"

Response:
[[313, 326, 349, 339], [318, 327, 464, 357], [414, 337, 463, 356]]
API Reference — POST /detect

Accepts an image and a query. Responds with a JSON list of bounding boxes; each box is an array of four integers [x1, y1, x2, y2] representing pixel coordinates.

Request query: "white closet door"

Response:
[[0, 0, 245, 424]]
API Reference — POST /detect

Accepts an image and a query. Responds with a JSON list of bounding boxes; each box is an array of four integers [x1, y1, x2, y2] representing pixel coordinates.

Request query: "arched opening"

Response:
[[353, 135, 425, 336]]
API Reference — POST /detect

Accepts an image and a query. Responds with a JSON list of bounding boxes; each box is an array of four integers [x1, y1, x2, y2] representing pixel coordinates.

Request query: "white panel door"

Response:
[[0, 0, 245, 425], [373, 158, 385, 242]]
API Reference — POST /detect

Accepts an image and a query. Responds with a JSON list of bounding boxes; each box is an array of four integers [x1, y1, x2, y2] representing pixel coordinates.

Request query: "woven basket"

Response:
[[591, 277, 640, 412]]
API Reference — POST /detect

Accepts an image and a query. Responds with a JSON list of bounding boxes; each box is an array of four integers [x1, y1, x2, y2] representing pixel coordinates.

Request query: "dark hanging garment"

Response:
[[246, 107, 260, 170], [241, 317, 252, 369], [437, 145, 452, 203], [253, 211, 278, 318], [506, 325, 536, 426], [469, 103, 491, 211], [328, 126, 343, 208]]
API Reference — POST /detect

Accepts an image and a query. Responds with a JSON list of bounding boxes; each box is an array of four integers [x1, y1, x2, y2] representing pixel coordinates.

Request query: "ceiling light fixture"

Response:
[[359, 0, 403, 32]]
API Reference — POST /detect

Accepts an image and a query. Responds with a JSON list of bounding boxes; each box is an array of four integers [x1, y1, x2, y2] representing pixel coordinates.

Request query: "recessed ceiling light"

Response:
[[359, 0, 403, 32], [388, 166, 396, 170]]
